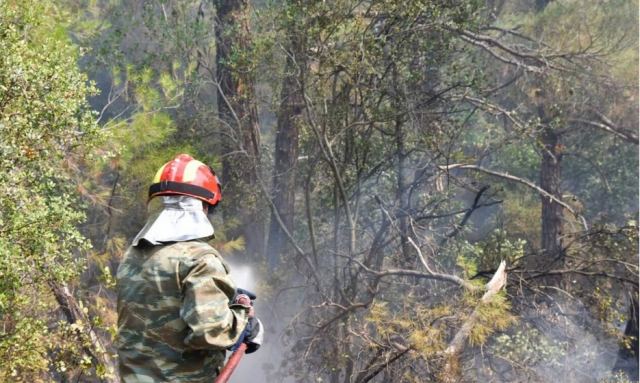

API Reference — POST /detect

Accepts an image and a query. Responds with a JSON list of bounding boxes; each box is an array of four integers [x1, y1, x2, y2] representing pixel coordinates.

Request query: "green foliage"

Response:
[[0, 316, 49, 381], [0, 0, 632, 381], [469, 292, 517, 346], [0, 0, 102, 379], [365, 300, 450, 358], [453, 231, 525, 276], [599, 371, 635, 383], [498, 194, 541, 249], [491, 325, 567, 367], [456, 245, 480, 280], [477, 229, 527, 270]]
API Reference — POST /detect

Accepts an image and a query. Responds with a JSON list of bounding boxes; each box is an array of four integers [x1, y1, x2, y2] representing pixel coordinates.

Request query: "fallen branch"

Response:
[[439, 260, 508, 383]]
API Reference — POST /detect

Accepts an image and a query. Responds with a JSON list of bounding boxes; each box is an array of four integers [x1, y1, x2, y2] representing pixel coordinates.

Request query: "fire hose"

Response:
[[214, 342, 247, 383], [214, 288, 258, 383]]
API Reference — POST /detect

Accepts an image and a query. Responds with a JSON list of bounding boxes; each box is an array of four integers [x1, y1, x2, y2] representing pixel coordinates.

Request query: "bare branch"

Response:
[[255, 173, 323, 288], [458, 95, 528, 132], [340, 253, 479, 291], [439, 163, 588, 230], [440, 185, 490, 246], [569, 117, 639, 145], [357, 348, 412, 383]]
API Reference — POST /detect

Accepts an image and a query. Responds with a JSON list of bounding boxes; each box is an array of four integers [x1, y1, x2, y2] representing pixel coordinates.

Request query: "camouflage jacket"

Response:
[[116, 240, 249, 382]]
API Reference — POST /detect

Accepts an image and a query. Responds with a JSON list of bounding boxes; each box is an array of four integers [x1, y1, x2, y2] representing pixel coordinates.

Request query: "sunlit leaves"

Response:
[[0, 0, 102, 379]]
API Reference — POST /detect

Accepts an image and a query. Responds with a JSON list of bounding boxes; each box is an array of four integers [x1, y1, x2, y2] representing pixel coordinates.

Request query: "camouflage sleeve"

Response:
[[179, 253, 249, 350]]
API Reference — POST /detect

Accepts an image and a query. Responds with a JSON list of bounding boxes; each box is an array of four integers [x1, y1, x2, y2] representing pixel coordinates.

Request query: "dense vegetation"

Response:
[[0, 0, 637, 382]]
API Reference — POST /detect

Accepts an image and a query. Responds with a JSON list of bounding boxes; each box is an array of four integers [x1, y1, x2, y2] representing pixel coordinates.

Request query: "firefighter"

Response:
[[116, 154, 263, 382]]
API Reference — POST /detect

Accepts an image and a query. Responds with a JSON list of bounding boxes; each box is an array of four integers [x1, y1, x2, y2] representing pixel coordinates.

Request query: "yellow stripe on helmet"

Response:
[[153, 163, 168, 183]]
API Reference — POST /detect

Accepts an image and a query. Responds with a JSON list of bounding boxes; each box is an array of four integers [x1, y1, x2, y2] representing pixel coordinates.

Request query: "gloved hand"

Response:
[[243, 316, 264, 353], [232, 294, 254, 318], [230, 289, 262, 353]]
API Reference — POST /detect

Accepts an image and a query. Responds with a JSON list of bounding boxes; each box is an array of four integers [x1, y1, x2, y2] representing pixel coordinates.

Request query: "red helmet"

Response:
[[149, 154, 222, 206]]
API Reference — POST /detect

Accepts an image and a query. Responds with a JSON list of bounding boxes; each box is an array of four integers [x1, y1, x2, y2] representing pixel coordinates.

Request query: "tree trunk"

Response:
[[531, 0, 563, 272], [392, 66, 412, 267], [267, 41, 303, 269], [395, 118, 412, 266], [539, 125, 563, 266], [214, 0, 264, 258]]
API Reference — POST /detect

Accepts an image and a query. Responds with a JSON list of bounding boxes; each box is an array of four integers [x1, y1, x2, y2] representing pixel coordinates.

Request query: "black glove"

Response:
[[243, 316, 264, 354]]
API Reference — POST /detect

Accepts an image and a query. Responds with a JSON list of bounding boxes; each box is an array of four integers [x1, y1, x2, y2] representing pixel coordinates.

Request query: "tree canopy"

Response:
[[0, 0, 637, 382]]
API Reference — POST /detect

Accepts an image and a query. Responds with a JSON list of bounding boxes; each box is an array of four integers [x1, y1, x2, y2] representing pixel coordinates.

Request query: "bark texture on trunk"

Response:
[[395, 114, 411, 266], [539, 124, 564, 266], [391, 66, 412, 267], [267, 44, 303, 269], [534, 84, 564, 268], [215, 0, 264, 258]]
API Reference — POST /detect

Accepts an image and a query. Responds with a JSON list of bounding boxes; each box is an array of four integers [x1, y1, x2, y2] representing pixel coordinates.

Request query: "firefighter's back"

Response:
[[116, 240, 225, 383]]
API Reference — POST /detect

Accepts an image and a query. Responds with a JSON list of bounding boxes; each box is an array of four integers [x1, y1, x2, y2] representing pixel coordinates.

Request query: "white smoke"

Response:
[[227, 261, 257, 292], [224, 261, 298, 383], [478, 293, 627, 383]]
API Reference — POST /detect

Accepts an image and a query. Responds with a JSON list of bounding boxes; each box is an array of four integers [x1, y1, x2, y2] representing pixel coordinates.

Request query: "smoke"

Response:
[[227, 261, 257, 293], [224, 260, 299, 383], [476, 293, 629, 383], [526, 299, 621, 383]]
